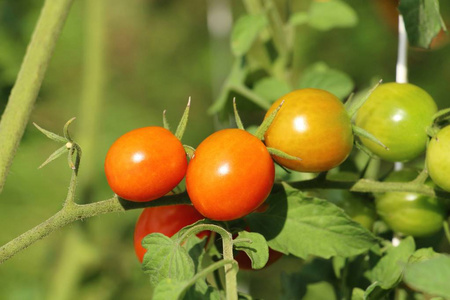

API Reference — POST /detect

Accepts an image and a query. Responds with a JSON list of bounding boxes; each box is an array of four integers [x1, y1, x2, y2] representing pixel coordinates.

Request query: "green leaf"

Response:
[[231, 14, 268, 56], [253, 77, 291, 104], [308, 0, 358, 31], [351, 288, 364, 300], [363, 282, 391, 300], [184, 280, 222, 300], [332, 256, 346, 279], [152, 278, 187, 300], [234, 231, 269, 270], [183, 235, 208, 273], [289, 12, 309, 27], [408, 247, 440, 264], [398, 0, 446, 49], [298, 62, 354, 99], [367, 236, 415, 289], [403, 254, 450, 299], [141, 233, 195, 286], [246, 184, 378, 259]]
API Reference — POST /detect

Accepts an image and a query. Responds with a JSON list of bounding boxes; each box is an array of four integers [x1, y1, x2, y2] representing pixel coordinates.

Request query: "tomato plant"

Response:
[[104, 126, 187, 202], [264, 88, 354, 172], [355, 82, 437, 162], [133, 204, 208, 263], [427, 125, 450, 192], [234, 246, 283, 271], [375, 169, 446, 237], [186, 129, 275, 221]]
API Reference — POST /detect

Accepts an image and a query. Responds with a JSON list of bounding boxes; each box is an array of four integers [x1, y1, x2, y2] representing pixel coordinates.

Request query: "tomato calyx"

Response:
[[34, 117, 82, 171]]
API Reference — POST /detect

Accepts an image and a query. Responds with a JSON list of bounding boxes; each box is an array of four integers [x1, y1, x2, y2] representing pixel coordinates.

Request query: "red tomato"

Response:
[[264, 88, 354, 172], [105, 127, 187, 202], [134, 204, 208, 263], [186, 129, 275, 221]]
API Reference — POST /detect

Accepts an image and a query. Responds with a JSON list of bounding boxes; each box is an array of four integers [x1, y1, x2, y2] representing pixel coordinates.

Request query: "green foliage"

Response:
[[234, 231, 268, 270], [399, 0, 447, 48], [246, 185, 378, 259]]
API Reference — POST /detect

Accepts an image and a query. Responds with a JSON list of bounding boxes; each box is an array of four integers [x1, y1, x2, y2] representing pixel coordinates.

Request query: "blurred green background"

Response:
[[0, 0, 449, 299]]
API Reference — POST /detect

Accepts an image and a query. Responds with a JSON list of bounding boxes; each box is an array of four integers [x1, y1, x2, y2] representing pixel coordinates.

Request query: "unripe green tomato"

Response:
[[355, 83, 437, 162], [427, 125, 450, 192], [375, 169, 446, 237]]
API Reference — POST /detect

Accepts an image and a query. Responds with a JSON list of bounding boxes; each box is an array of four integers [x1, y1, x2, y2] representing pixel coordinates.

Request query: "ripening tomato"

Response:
[[264, 88, 353, 172], [355, 83, 437, 162], [134, 204, 208, 263], [375, 169, 446, 237], [186, 129, 275, 221], [427, 125, 450, 192], [105, 127, 187, 202]]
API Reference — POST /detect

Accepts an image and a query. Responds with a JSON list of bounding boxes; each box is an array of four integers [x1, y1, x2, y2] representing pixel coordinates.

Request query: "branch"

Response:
[[0, 0, 75, 193]]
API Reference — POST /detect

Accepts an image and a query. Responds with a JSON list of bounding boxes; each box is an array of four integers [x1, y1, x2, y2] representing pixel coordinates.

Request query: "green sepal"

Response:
[[254, 100, 284, 140], [33, 122, 67, 143], [353, 125, 388, 150], [345, 79, 381, 118], [354, 140, 377, 159], [432, 107, 450, 125], [162, 110, 170, 131], [233, 98, 245, 130], [38, 144, 69, 169], [267, 147, 301, 161], [63, 117, 76, 142], [175, 98, 191, 140], [183, 145, 195, 160]]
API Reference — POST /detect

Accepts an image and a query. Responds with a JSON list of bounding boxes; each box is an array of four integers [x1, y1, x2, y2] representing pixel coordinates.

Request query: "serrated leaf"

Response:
[[367, 236, 415, 289], [234, 231, 268, 270], [246, 185, 378, 259], [298, 62, 354, 99], [399, 0, 446, 49], [308, 0, 358, 31], [231, 14, 268, 56], [253, 77, 291, 104], [403, 255, 450, 299], [142, 233, 195, 286]]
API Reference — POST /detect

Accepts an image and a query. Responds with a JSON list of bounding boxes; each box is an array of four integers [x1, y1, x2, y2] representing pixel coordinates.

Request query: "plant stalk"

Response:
[[0, 0, 75, 193]]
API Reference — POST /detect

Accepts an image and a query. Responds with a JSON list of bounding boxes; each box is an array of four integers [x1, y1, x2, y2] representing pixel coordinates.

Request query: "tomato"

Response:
[[355, 83, 437, 162], [134, 204, 208, 263], [375, 169, 446, 237], [427, 125, 450, 192], [264, 88, 353, 172], [186, 129, 275, 221], [104, 127, 187, 202]]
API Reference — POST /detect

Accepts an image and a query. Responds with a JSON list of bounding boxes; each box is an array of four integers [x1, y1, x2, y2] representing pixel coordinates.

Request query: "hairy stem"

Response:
[[0, 0, 74, 193]]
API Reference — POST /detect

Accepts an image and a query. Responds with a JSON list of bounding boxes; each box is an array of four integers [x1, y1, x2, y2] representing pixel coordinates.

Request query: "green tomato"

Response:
[[427, 125, 450, 192], [375, 169, 446, 237], [355, 83, 437, 162]]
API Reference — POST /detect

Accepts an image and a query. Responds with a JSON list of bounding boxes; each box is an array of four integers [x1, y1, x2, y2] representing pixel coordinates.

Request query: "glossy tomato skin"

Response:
[[186, 129, 275, 221], [355, 83, 437, 162], [375, 170, 446, 237], [427, 125, 450, 192], [104, 127, 187, 202], [264, 88, 353, 172], [134, 204, 208, 263]]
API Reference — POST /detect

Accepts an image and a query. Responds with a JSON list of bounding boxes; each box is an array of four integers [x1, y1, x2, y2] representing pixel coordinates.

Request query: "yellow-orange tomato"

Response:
[[264, 89, 353, 172], [105, 127, 187, 202]]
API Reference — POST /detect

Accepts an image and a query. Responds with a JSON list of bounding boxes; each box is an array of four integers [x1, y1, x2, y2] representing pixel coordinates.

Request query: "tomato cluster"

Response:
[[104, 83, 450, 269]]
